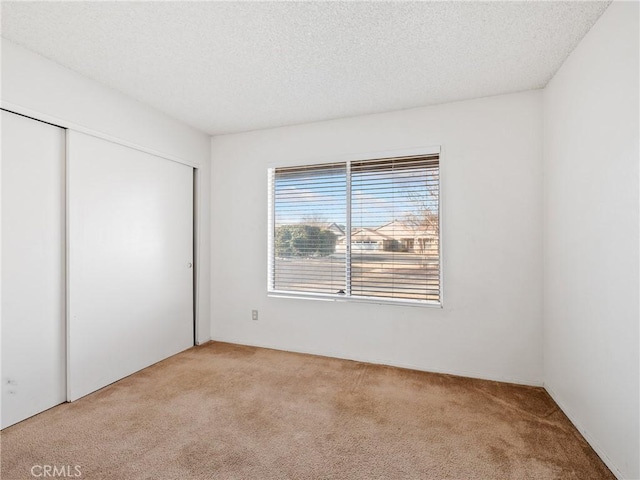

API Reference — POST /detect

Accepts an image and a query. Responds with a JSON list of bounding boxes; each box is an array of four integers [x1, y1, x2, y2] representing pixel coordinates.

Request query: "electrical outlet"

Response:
[[251, 310, 258, 321]]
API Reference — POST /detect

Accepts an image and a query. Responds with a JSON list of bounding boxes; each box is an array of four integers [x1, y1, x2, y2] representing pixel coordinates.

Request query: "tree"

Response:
[[402, 188, 439, 255], [275, 225, 337, 258], [301, 214, 327, 227]]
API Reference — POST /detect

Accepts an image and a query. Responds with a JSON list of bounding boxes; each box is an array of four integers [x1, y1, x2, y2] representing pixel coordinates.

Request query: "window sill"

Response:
[[267, 290, 442, 308]]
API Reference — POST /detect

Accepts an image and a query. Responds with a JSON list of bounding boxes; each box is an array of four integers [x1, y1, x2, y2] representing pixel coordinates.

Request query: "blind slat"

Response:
[[270, 154, 440, 303]]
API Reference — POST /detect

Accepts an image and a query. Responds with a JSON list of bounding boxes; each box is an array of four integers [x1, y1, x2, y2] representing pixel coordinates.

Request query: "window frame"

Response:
[[267, 146, 443, 308]]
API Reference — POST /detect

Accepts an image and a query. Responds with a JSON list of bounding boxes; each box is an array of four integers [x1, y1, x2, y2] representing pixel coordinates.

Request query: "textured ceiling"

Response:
[[2, 1, 610, 135]]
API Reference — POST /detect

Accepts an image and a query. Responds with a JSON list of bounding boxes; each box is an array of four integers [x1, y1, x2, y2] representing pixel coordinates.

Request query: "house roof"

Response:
[[376, 219, 436, 238], [351, 228, 394, 242]]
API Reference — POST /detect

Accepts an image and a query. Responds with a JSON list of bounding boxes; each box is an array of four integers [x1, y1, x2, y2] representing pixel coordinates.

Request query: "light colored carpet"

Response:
[[1, 342, 614, 479]]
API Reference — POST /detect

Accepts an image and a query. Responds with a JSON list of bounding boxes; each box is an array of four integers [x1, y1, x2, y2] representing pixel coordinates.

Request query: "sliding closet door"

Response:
[[1, 111, 66, 428], [67, 131, 193, 401]]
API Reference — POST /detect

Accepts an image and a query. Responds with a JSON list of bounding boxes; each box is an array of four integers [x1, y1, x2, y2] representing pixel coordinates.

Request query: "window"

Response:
[[268, 150, 440, 305]]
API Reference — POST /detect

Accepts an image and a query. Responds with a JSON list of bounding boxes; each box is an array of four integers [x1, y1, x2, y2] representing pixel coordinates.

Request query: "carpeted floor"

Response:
[[1, 342, 614, 479]]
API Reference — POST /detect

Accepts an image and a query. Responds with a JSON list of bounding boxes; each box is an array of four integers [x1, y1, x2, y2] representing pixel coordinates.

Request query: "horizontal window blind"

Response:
[[271, 163, 347, 295], [269, 153, 440, 304], [351, 155, 439, 302]]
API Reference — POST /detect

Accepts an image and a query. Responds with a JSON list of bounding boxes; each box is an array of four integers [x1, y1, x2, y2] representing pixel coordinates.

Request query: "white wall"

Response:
[[1, 39, 212, 344], [211, 90, 544, 386], [543, 2, 639, 479]]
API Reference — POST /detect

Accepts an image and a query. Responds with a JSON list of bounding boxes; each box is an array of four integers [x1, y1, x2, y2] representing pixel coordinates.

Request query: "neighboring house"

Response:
[[350, 228, 394, 251], [326, 222, 345, 236], [325, 222, 347, 253], [309, 219, 438, 255], [298, 220, 438, 253], [376, 219, 438, 254]]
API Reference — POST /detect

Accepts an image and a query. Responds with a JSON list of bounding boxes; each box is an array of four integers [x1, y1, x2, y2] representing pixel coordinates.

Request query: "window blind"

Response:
[[351, 155, 440, 302], [269, 153, 440, 304], [271, 163, 347, 295]]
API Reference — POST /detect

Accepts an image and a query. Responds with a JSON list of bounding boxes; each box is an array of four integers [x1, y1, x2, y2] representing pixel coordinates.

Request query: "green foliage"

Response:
[[275, 225, 337, 258]]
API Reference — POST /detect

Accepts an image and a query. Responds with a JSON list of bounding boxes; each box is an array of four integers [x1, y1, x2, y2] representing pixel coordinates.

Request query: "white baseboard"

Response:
[[544, 384, 624, 480], [210, 335, 543, 387]]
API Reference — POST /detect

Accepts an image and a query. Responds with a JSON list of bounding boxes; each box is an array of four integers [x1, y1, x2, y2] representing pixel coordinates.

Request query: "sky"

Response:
[[274, 165, 438, 229]]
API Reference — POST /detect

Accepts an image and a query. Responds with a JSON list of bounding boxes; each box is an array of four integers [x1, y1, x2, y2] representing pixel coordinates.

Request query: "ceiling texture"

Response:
[[2, 1, 610, 135]]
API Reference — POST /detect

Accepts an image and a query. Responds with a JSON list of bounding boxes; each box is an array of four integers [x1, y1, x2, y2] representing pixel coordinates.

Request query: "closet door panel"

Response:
[[67, 131, 193, 401], [1, 111, 66, 428]]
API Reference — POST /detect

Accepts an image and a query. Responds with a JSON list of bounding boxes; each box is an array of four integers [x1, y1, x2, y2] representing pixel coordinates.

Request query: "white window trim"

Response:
[[267, 146, 443, 308], [266, 145, 441, 170]]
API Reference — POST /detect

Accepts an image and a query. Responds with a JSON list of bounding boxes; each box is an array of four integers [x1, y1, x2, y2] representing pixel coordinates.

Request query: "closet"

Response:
[[67, 131, 194, 401], [1, 111, 66, 428], [1, 111, 194, 426]]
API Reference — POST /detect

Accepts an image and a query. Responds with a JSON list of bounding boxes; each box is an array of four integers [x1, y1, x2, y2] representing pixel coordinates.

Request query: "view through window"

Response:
[[269, 153, 440, 304]]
